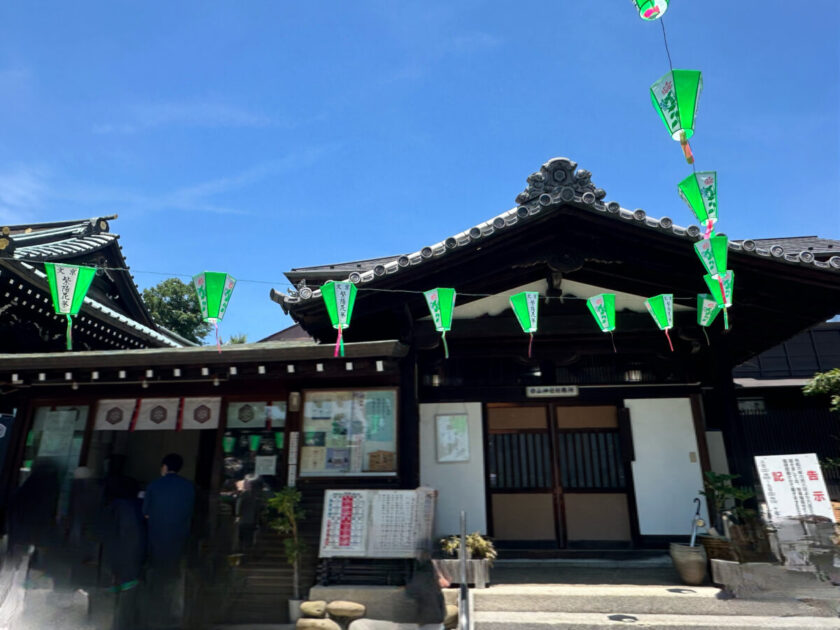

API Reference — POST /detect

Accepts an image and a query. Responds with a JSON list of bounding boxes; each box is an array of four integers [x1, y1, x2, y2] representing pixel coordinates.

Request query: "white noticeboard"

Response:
[[319, 488, 436, 558], [755, 453, 835, 523]]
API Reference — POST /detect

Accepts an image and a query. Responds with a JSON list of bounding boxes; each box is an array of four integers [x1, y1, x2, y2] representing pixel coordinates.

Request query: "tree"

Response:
[[803, 368, 840, 412], [142, 277, 212, 344], [227, 333, 248, 344]]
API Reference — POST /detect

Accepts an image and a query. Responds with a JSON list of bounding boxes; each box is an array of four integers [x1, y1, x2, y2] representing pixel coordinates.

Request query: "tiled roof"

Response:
[[271, 157, 840, 309], [0, 215, 191, 348], [747, 236, 840, 259], [16, 261, 184, 348], [1, 216, 118, 260]]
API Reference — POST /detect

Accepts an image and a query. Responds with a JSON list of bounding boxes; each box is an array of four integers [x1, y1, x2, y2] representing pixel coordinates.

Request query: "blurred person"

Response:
[[103, 475, 145, 630], [7, 459, 60, 559], [142, 453, 194, 630]]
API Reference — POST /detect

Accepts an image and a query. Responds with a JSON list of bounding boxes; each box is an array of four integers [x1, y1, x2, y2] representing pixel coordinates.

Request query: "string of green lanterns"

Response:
[[633, 0, 733, 341]]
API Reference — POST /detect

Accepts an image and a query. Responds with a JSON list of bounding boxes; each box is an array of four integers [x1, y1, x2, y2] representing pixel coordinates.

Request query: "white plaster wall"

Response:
[[624, 398, 709, 535], [419, 402, 487, 538], [706, 430, 730, 475]]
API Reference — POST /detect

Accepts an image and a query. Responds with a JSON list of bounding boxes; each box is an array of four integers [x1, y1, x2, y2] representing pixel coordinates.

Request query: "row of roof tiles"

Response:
[[272, 157, 840, 308]]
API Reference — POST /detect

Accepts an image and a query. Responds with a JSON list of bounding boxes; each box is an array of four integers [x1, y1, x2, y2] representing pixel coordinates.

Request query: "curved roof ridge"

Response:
[[272, 156, 840, 311]]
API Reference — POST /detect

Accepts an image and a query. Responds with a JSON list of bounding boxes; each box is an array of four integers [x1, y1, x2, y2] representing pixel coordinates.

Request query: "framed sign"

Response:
[[300, 389, 397, 477], [435, 414, 469, 463]]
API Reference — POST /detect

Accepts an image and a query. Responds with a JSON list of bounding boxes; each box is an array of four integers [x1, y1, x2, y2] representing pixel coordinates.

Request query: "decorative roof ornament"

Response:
[[515, 158, 607, 207], [632, 0, 668, 20], [650, 70, 703, 164], [509, 291, 540, 358], [321, 280, 357, 358], [45, 262, 97, 350]]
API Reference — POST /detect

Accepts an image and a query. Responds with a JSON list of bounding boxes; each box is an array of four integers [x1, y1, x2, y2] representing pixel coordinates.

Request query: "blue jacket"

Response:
[[142, 473, 194, 567]]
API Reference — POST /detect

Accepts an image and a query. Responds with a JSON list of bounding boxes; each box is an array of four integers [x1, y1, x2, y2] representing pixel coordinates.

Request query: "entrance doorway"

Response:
[[486, 403, 633, 549]]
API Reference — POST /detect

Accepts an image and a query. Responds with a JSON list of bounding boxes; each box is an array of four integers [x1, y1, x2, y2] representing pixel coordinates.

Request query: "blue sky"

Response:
[[0, 1, 837, 342]]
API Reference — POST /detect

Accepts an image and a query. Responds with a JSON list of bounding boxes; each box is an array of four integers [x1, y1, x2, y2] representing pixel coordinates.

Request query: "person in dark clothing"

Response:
[[235, 475, 261, 551], [142, 453, 195, 630], [7, 460, 60, 557], [142, 453, 195, 570], [103, 475, 145, 630]]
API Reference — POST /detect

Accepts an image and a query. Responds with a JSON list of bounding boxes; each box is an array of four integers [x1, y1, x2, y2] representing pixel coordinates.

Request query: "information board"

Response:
[[319, 487, 436, 558], [755, 453, 835, 523]]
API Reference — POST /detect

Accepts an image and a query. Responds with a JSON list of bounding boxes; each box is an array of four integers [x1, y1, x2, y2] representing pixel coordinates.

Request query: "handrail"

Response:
[[458, 510, 470, 630]]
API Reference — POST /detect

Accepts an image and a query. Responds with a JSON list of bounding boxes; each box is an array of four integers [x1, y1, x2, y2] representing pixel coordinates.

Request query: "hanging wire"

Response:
[[659, 17, 697, 173], [0, 255, 704, 302]]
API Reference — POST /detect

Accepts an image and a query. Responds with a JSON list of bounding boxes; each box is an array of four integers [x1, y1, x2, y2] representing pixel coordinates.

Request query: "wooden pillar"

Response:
[[706, 346, 756, 488], [398, 348, 420, 489]]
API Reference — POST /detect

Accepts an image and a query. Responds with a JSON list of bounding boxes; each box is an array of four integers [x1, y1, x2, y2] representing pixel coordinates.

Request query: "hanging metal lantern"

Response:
[[632, 0, 669, 20], [650, 70, 703, 164]]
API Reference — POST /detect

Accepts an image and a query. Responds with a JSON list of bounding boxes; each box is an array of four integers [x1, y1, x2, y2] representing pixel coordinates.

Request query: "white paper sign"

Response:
[[94, 399, 137, 431], [755, 453, 835, 523], [319, 488, 437, 559], [37, 411, 77, 458], [320, 490, 370, 556], [54, 265, 80, 313], [334, 282, 353, 326], [255, 455, 277, 477]]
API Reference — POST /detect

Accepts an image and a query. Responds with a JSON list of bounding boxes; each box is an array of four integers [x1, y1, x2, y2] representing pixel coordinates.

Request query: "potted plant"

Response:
[[436, 532, 496, 588], [265, 487, 307, 622], [697, 471, 738, 561], [698, 471, 771, 563]]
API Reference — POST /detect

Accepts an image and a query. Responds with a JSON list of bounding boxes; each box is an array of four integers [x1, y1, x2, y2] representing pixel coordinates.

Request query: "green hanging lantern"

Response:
[[321, 280, 357, 358], [587, 293, 617, 352], [704, 270, 734, 331], [644, 293, 675, 352], [697, 293, 721, 345], [679, 171, 718, 238], [651, 70, 703, 164], [509, 291, 539, 358], [632, 0, 669, 20], [424, 288, 456, 359], [697, 294, 721, 327], [193, 271, 237, 351], [44, 262, 97, 350], [694, 235, 728, 279]]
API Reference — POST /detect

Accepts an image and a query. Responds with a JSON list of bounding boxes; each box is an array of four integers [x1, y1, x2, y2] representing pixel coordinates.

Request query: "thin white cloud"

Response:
[[0, 166, 48, 225], [31, 146, 336, 217], [93, 100, 279, 135]]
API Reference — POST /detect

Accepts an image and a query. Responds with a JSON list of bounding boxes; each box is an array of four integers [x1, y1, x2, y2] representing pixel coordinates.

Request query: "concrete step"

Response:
[[473, 584, 834, 617], [473, 611, 840, 629]]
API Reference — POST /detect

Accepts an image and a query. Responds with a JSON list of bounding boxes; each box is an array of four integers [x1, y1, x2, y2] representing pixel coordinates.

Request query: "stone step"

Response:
[[473, 584, 834, 617], [473, 611, 840, 630]]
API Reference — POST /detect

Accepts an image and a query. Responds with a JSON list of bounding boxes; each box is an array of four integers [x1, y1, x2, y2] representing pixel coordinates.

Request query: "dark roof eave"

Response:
[[273, 157, 840, 314], [0, 339, 408, 371]]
